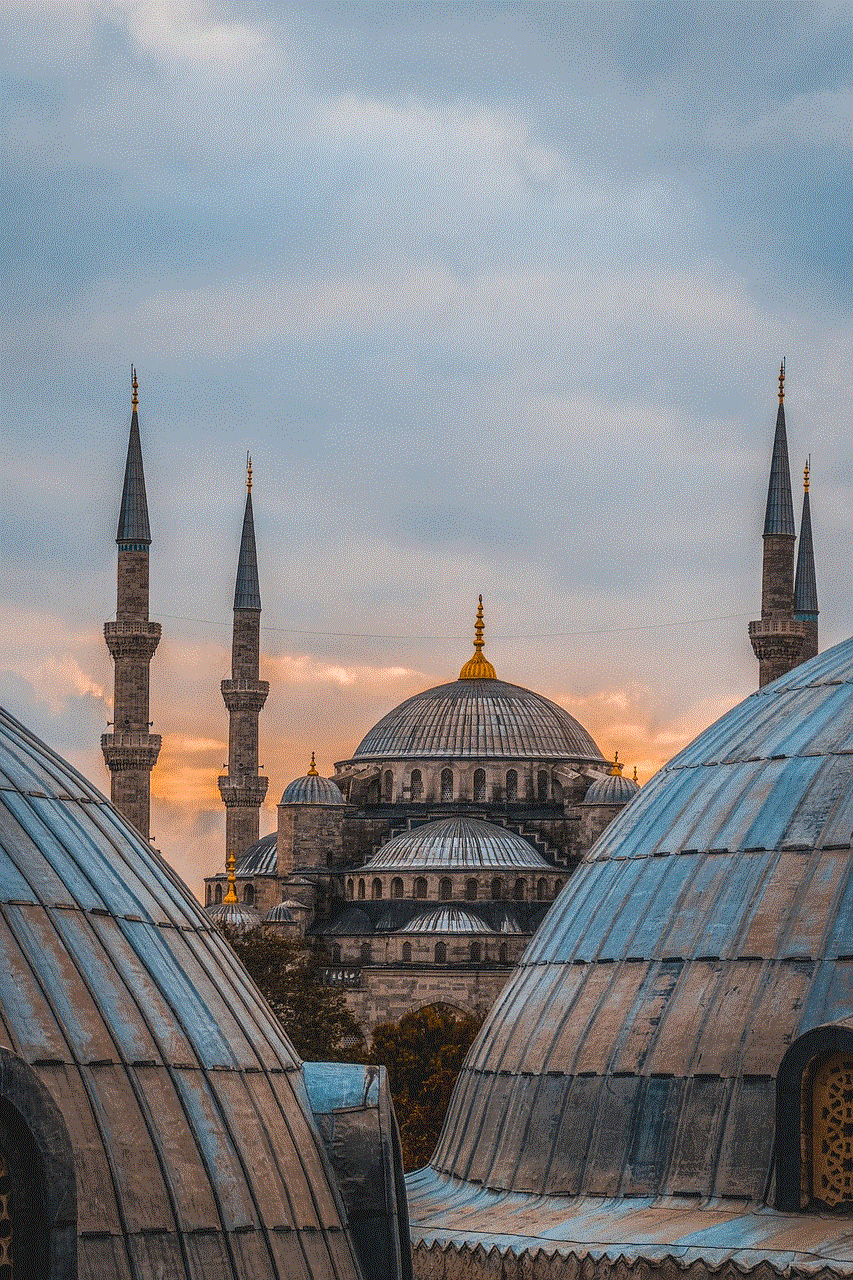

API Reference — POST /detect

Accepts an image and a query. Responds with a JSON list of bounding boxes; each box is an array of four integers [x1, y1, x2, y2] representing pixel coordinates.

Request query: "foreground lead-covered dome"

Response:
[[0, 706, 364, 1279], [409, 636, 853, 1272]]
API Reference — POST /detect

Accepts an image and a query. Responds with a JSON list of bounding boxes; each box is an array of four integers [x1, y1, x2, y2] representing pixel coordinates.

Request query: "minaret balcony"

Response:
[[101, 731, 162, 771], [218, 774, 269, 807], [748, 617, 806, 662], [104, 620, 161, 661], [221, 678, 269, 714]]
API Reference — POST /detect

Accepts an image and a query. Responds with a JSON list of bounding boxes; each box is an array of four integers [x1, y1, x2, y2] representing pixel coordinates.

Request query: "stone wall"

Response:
[[343, 964, 512, 1029], [278, 804, 344, 875]]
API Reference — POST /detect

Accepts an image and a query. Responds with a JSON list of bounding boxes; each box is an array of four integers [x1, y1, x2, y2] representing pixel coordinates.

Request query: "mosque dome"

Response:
[[409, 637, 853, 1267], [582, 756, 639, 805], [397, 906, 492, 934], [206, 897, 261, 933], [362, 815, 551, 871], [263, 901, 297, 924], [281, 754, 345, 805], [0, 705, 364, 1279], [236, 831, 277, 875]]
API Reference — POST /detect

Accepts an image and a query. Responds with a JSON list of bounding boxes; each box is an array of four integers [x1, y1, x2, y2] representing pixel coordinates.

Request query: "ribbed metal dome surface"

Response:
[[236, 832, 277, 875], [263, 902, 296, 924], [206, 898, 262, 933], [397, 907, 491, 934], [0, 705, 363, 1279], [582, 771, 639, 805], [351, 678, 604, 761], [363, 816, 550, 871], [281, 773, 345, 805], [423, 635, 853, 1212]]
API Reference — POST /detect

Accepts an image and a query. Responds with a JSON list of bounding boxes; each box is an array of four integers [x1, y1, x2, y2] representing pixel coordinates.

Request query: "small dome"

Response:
[[363, 815, 551, 871], [582, 762, 639, 806], [281, 755, 345, 805], [397, 907, 491, 934], [263, 902, 296, 924], [236, 831, 277, 874], [207, 898, 261, 933]]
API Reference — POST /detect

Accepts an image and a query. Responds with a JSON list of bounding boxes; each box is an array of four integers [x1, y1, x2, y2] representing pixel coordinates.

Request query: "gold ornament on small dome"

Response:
[[224, 851, 238, 904], [307, 751, 318, 776], [633, 765, 639, 784], [459, 595, 497, 680], [609, 752, 623, 777]]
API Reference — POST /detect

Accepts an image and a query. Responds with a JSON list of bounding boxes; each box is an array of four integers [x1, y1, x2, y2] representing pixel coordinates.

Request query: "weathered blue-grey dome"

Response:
[[206, 897, 262, 933], [0, 705, 364, 1279], [281, 771, 345, 805], [397, 907, 491, 934], [236, 831, 277, 874], [582, 768, 639, 806], [351, 678, 604, 762], [263, 901, 297, 924], [409, 636, 853, 1272], [363, 816, 551, 871]]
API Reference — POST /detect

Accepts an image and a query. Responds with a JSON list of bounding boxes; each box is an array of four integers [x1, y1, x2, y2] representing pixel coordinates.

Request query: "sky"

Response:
[[2, 1, 851, 898]]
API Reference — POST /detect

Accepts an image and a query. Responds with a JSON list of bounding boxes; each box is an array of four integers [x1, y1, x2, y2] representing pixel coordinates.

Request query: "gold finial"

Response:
[[633, 765, 639, 783], [609, 752, 623, 777], [246, 452, 253, 492], [307, 751, 318, 776], [459, 594, 497, 680], [131, 365, 139, 410], [804, 456, 810, 492], [224, 850, 238, 904], [778, 358, 785, 404]]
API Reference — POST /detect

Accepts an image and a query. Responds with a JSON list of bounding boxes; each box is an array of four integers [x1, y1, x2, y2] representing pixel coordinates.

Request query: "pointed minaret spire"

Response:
[[219, 460, 269, 864], [794, 457, 819, 662], [749, 361, 806, 688], [102, 368, 161, 839]]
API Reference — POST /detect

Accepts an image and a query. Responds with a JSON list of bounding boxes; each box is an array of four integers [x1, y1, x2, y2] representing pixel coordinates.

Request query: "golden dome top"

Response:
[[459, 595, 497, 680], [609, 752, 624, 777]]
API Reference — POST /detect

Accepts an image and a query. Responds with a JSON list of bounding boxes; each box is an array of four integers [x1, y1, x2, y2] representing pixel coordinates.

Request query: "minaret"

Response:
[[218, 457, 269, 863], [101, 368, 162, 839], [748, 362, 805, 687], [794, 458, 819, 663]]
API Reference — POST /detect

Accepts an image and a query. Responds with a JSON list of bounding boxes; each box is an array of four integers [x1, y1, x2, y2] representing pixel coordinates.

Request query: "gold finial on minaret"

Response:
[[804, 456, 810, 492], [131, 365, 139, 411], [246, 452, 253, 492], [224, 850, 238, 904], [778, 359, 785, 404], [459, 595, 497, 680], [609, 752, 623, 777], [307, 751, 318, 776]]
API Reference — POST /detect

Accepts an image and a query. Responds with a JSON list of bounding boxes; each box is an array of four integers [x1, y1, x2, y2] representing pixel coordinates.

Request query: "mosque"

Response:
[[0, 361, 845, 1278]]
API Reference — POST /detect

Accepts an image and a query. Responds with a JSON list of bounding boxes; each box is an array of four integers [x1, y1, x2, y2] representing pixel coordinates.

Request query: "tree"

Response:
[[224, 927, 364, 1061], [369, 1004, 481, 1170]]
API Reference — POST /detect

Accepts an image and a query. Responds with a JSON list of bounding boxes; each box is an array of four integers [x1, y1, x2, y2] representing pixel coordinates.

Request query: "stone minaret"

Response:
[[794, 458, 819, 663], [218, 459, 269, 862], [101, 368, 162, 838], [749, 362, 806, 687]]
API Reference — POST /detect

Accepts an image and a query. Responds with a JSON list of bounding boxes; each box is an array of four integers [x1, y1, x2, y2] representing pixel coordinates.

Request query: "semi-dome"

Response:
[[263, 901, 297, 924], [351, 679, 603, 761], [236, 831, 277, 875], [281, 754, 345, 805], [362, 816, 551, 871], [0, 705, 365, 1279], [582, 758, 639, 805], [397, 907, 492, 934], [408, 636, 853, 1271]]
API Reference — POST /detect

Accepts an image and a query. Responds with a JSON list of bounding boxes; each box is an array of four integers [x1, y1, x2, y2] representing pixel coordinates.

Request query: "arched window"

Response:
[[358, 878, 366, 900], [214, 882, 222, 904], [346, 877, 354, 899], [499, 942, 508, 963], [410, 769, 423, 801], [537, 769, 549, 802], [506, 768, 518, 802], [465, 878, 478, 901], [383, 769, 394, 802], [242, 883, 255, 905], [491, 877, 503, 900], [777, 1025, 853, 1211], [537, 877, 547, 901], [360, 942, 372, 965], [401, 941, 411, 963], [470, 941, 481, 963], [366, 779, 379, 805], [554, 879, 562, 899], [473, 768, 486, 803], [332, 944, 341, 963], [441, 768, 453, 801], [372, 877, 382, 900], [414, 876, 428, 899], [434, 942, 447, 964], [439, 877, 452, 901], [391, 876, 403, 899], [513, 878, 526, 902]]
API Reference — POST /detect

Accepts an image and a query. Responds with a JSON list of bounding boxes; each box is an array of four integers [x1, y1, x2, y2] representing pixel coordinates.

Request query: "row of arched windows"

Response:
[[372, 767, 559, 803], [334, 940, 511, 966], [344, 875, 560, 901]]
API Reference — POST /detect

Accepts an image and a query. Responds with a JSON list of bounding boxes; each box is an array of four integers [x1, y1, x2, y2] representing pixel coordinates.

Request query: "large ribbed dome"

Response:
[[408, 637, 853, 1271], [0, 705, 363, 1279], [363, 816, 551, 870], [351, 678, 604, 761]]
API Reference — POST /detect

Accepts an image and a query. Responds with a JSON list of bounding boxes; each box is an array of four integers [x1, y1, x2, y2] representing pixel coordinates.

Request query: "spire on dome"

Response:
[[117, 365, 152, 545], [459, 595, 497, 680], [633, 765, 639, 784], [224, 851, 238, 904], [794, 459, 818, 618], [763, 360, 795, 537], [234, 460, 261, 611], [307, 751, 318, 776], [609, 752, 623, 777]]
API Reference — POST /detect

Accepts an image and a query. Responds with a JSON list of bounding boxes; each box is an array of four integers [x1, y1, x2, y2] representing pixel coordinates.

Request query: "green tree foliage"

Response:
[[224, 927, 364, 1061], [369, 1005, 481, 1170]]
